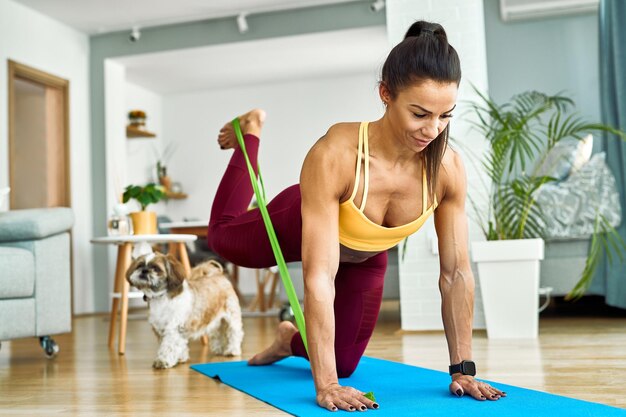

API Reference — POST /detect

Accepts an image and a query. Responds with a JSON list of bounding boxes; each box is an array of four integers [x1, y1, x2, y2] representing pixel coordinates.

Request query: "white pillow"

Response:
[[570, 134, 593, 174], [534, 140, 578, 180], [534, 135, 594, 180]]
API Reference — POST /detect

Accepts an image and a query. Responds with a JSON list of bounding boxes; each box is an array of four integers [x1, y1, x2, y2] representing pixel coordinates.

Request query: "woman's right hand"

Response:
[[316, 383, 379, 412]]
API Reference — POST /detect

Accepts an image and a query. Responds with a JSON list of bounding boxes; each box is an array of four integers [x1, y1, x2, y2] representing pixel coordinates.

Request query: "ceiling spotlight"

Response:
[[129, 26, 141, 42], [236, 13, 249, 34], [370, 0, 385, 12]]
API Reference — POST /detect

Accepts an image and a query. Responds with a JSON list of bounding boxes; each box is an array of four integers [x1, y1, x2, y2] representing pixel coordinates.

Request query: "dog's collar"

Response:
[[142, 290, 167, 302]]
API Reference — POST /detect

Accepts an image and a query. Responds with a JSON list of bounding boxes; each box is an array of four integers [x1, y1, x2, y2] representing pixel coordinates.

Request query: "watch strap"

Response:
[[449, 363, 463, 375], [449, 360, 476, 376]]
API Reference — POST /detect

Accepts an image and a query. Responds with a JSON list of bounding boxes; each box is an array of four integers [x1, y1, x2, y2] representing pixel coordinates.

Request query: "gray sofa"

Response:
[[535, 152, 622, 296], [0, 207, 74, 357]]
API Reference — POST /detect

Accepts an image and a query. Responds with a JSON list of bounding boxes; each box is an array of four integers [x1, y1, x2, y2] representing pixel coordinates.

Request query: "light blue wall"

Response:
[[89, 1, 385, 312], [483, 0, 600, 124]]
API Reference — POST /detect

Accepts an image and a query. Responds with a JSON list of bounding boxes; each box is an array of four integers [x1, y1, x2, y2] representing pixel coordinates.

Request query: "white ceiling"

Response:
[[13, 0, 361, 34], [113, 26, 390, 94], [13, 0, 388, 95]]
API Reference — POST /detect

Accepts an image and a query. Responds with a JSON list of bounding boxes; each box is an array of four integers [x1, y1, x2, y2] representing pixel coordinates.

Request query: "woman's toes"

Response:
[[239, 108, 266, 136]]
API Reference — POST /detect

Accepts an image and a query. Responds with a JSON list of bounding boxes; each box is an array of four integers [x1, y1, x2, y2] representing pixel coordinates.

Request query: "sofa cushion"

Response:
[[0, 246, 34, 299], [0, 207, 73, 242], [0, 298, 35, 340]]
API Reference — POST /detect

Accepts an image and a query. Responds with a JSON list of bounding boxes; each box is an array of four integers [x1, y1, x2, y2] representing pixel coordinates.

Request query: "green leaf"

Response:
[[364, 392, 376, 402], [401, 238, 408, 262], [566, 214, 626, 301], [121, 182, 165, 211]]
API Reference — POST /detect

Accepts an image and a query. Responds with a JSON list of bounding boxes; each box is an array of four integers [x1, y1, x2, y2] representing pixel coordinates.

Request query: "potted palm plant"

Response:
[[466, 89, 625, 339], [122, 183, 166, 234]]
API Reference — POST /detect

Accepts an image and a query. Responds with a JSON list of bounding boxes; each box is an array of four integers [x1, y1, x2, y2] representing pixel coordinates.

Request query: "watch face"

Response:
[[462, 361, 476, 376]]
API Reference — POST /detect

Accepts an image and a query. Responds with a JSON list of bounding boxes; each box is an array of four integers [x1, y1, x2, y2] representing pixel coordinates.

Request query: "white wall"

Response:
[[387, 0, 489, 330], [162, 71, 385, 294], [0, 0, 93, 314], [105, 66, 168, 211], [104, 61, 127, 212], [162, 72, 385, 220], [103, 68, 168, 305], [125, 82, 164, 191]]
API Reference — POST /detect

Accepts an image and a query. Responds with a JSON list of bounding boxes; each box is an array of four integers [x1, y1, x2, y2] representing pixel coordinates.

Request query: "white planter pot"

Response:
[[471, 238, 544, 339]]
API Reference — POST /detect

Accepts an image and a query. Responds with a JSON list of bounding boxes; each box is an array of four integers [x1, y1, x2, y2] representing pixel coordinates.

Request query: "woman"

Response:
[[208, 21, 505, 412]]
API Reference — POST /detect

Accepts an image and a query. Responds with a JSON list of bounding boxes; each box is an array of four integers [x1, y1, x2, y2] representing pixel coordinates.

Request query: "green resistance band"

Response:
[[232, 118, 308, 354], [232, 119, 376, 402]]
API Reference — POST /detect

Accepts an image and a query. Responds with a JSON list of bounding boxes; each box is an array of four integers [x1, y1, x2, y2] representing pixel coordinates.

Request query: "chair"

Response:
[[0, 207, 74, 357], [246, 267, 281, 313]]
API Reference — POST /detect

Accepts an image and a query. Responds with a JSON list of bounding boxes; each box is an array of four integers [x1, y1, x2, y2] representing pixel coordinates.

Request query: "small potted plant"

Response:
[[122, 183, 166, 234], [128, 110, 147, 127]]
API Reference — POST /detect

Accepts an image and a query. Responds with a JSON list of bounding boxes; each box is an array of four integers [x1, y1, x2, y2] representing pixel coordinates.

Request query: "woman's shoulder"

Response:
[[301, 122, 360, 179], [441, 146, 464, 172], [325, 121, 361, 135], [306, 122, 360, 160], [301, 122, 361, 197], [321, 122, 361, 147], [437, 146, 466, 199]]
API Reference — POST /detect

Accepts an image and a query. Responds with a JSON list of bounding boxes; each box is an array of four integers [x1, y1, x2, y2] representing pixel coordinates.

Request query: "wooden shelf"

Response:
[[165, 191, 188, 200], [126, 125, 156, 138]]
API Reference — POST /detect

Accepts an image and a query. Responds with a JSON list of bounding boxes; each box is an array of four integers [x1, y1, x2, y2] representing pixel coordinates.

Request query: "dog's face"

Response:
[[126, 252, 186, 298]]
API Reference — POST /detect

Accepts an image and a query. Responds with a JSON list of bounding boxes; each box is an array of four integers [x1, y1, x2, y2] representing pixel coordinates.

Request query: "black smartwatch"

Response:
[[449, 360, 476, 376]]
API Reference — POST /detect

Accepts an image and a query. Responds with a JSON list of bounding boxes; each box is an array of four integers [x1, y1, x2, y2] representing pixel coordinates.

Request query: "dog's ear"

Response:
[[126, 255, 145, 282], [165, 254, 186, 293]]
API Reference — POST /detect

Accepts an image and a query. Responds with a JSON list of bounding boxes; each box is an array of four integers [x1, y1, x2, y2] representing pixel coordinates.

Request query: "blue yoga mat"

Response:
[[191, 356, 625, 417]]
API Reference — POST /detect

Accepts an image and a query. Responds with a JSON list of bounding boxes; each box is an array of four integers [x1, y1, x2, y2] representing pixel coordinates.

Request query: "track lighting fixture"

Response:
[[129, 26, 141, 42], [370, 0, 385, 12], [237, 13, 249, 34]]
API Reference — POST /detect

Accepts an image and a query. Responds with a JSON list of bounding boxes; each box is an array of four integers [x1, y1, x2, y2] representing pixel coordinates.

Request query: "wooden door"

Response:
[[8, 60, 70, 209]]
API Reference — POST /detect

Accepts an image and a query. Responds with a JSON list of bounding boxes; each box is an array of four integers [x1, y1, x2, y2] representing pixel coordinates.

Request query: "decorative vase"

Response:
[[107, 203, 132, 236], [129, 117, 146, 127], [129, 211, 157, 235], [159, 175, 172, 192], [471, 238, 545, 339]]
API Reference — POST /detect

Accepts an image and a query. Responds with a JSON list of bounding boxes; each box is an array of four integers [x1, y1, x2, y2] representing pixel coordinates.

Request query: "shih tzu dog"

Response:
[[126, 252, 243, 369]]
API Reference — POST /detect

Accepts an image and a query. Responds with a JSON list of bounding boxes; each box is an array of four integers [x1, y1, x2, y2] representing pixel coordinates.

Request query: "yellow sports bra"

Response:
[[338, 122, 438, 252]]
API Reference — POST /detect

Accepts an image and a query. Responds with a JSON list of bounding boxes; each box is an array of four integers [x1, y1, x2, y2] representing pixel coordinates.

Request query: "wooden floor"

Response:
[[1, 301, 625, 415]]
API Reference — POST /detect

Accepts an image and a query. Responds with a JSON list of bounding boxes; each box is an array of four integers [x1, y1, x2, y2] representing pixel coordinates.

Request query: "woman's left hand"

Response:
[[449, 375, 507, 401]]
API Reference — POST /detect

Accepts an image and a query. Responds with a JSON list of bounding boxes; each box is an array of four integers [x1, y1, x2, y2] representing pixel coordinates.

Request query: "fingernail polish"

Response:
[[481, 395, 486, 399], [349, 406, 356, 411], [456, 389, 463, 397], [360, 406, 366, 411], [332, 406, 337, 411], [373, 403, 379, 409]]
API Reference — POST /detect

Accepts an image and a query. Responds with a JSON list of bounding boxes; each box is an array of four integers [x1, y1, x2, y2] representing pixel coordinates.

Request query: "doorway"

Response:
[[8, 60, 71, 209]]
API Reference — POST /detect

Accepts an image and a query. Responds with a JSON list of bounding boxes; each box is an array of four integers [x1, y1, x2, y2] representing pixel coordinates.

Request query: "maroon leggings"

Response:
[[207, 134, 387, 377]]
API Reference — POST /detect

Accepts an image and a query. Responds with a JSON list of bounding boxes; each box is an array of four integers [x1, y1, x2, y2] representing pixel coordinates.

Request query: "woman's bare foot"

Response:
[[217, 108, 266, 150], [248, 321, 298, 366]]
